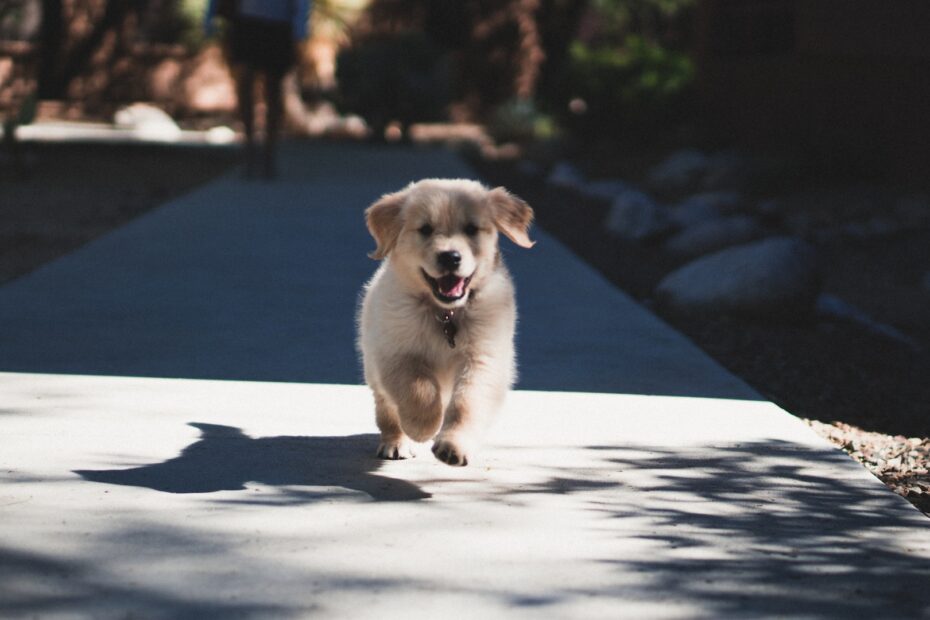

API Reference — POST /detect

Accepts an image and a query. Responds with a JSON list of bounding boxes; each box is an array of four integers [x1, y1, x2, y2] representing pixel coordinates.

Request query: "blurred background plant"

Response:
[[552, 34, 694, 144], [584, 0, 694, 45], [329, 0, 696, 144], [332, 0, 553, 140], [0, 0, 704, 146], [541, 0, 696, 146], [487, 97, 557, 145]]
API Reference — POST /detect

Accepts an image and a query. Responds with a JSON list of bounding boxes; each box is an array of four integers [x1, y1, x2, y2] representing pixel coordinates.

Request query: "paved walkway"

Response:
[[1, 142, 929, 618]]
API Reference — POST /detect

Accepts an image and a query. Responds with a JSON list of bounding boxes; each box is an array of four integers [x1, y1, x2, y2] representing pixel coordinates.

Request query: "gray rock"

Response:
[[582, 179, 636, 201], [647, 148, 708, 195], [668, 197, 725, 229], [864, 216, 903, 238], [753, 198, 782, 219], [655, 237, 820, 319], [663, 215, 764, 259], [692, 191, 743, 212], [669, 192, 743, 228], [785, 212, 820, 238], [840, 216, 903, 241], [701, 151, 752, 191], [839, 221, 870, 240], [546, 162, 585, 190], [604, 190, 671, 241], [810, 226, 843, 245], [816, 294, 921, 351]]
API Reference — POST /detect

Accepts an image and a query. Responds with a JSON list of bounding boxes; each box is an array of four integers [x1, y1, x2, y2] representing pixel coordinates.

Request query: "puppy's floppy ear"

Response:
[[489, 187, 535, 249], [365, 190, 407, 259]]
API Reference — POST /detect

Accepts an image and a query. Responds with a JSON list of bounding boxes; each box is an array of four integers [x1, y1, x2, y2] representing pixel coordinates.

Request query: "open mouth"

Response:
[[421, 269, 473, 303]]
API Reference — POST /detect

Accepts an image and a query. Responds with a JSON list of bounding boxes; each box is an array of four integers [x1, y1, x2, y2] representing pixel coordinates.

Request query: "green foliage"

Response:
[[556, 35, 694, 141], [136, 0, 210, 49], [335, 32, 450, 134], [488, 98, 557, 144], [592, 0, 695, 20], [588, 0, 695, 48], [571, 36, 693, 105], [178, 0, 210, 47]]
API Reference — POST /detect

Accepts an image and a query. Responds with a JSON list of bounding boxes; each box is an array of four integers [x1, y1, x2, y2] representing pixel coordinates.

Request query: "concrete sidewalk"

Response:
[[1, 142, 929, 618], [0, 142, 753, 397]]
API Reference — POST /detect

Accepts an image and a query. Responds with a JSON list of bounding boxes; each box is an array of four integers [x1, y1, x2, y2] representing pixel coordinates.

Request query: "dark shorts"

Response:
[[228, 16, 295, 75]]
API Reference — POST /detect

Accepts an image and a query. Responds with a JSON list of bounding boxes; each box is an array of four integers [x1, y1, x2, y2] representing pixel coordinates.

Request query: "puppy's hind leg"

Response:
[[374, 392, 415, 460]]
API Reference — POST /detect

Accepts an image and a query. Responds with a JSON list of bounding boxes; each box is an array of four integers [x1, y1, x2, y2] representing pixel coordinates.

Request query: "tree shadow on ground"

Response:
[[571, 440, 930, 618], [12, 435, 930, 617], [0, 545, 295, 619], [75, 423, 429, 502]]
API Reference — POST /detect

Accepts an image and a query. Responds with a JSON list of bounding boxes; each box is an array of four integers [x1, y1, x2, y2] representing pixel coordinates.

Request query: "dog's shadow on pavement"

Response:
[[75, 423, 429, 502]]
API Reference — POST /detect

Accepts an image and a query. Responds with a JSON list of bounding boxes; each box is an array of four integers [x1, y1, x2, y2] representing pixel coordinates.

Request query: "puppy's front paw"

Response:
[[377, 437, 415, 460], [431, 435, 470, 467]]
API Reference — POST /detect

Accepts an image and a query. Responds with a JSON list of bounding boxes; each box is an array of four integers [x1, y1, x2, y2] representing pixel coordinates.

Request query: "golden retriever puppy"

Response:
[[357, 179, 534, 466]]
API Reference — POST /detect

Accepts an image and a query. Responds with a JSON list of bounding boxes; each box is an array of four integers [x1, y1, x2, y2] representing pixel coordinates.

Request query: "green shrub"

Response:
[[556, 35, 695, 141], [488, 98, 557, 144], [137, 0, 211, 50]]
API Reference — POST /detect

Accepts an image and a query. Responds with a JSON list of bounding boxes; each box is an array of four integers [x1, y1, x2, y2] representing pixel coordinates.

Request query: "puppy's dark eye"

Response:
[[464, 223, 479, 237], [418, 224, 434, 237]]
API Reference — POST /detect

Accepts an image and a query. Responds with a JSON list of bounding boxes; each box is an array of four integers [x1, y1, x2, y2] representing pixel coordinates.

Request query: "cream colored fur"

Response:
[[357, 179, 534, 466]]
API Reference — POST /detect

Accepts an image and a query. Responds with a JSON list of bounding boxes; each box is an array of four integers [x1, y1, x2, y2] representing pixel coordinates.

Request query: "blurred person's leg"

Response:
[[235, 64, 257, 177], [262, 69, 285, 180]]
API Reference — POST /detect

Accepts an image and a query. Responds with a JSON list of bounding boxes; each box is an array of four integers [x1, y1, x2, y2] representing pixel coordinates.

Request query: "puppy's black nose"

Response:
[[437, 250, 462, 271]]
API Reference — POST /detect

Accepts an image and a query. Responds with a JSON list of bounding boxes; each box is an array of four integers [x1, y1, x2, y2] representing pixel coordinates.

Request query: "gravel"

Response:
[[807, 419, 930, 514]]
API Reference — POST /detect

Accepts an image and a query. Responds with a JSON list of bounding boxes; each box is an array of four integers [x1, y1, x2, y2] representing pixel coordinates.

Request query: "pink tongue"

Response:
[[439, 275, 465, 297]]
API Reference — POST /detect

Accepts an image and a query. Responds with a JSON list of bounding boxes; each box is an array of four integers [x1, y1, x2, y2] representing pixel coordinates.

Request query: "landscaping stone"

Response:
[[646, 148, 708, 195], [701, 151, 753, 191], [663, 215, 765, 259], [840, 217, 904, 242], [669, 192, 739, 228], [546, 161, 585, 190], [691, 190, 743, 212], [604, 190, 671, 241], [753, 198, 783, 219], [582, 178, 636, 202], [864, 216, 904, 238], [816, 294, 920, 351], [655, 237, 820, 319], [204, 126, 237, 144], [785, 212, 820, 238], [113, 103, 181, 141]]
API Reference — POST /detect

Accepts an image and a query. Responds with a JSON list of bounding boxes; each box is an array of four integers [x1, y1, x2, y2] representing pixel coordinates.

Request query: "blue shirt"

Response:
[[205, 0, 311, 41]]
